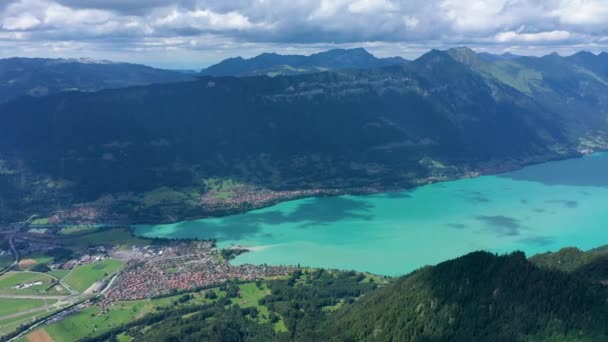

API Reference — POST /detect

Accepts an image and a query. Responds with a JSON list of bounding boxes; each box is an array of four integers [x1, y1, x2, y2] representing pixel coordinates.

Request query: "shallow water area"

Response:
[[135, 153, 608, 276]]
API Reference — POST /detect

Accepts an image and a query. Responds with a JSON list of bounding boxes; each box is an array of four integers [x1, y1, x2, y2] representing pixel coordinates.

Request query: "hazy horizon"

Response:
[[2, 0, 608, 69], [3, 46, 606, 71]]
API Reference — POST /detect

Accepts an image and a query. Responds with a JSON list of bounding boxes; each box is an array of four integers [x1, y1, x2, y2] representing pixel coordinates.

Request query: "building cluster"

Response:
[[102, 241, 291, 305], [49, 247, 109, 271], [48, 207, 102, 225], [46, 206, 127, 225], [45, 301, 92, 325], [12, 281, 43, 290], [201, 185, 334, 209], [17, 240, 59, 256]]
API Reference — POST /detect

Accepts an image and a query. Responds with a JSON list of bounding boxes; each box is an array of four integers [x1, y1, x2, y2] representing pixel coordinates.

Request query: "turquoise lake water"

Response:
[[135, 153, 608, 276]]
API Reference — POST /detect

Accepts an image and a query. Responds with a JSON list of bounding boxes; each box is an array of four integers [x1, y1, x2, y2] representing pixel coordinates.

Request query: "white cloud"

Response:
[[3, 14, 40, 30], [496, 30, 572, 43], [348, 0, 397, 14], [0, 0, 608, 68], [403, 16, 419, 29], [551, 0, 608, 25]]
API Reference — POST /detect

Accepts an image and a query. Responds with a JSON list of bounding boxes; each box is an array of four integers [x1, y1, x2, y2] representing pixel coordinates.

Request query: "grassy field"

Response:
[[44, 290, 216, 341], [45, 301, 160, 341], [59, 228, 152, 251], [63, 259, 124, 293], [48, 269, 70, 280], [44, 306, 101, 341], [0, 272, 62, 296], [18, 254, 54, 271], [58, 225, 99, 235], [0, 298, 54, 317], [30, 217, 50, 225], [117, 333, 133, 342], [0, 303, 59, 337], [203, 178, 242, 199], [40, 282, 288, 341], [228, 282, 289, 331], [231, 283, 269, 311]]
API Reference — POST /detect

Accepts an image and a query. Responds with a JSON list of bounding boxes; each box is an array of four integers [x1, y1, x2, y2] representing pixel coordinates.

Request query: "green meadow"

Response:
[[63, 259, 124, 293]]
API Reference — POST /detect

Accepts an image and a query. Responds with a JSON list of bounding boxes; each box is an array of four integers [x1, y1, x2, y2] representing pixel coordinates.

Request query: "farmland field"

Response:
[[44, 291, 215, 341], [0, 272, 60, 296], [0, 298, 55, 318], [63, 259, 124, 293], [59, 228, 152, 251]]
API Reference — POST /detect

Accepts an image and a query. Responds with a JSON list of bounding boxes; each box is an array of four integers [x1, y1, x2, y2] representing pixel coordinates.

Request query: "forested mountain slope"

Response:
[[1, 48, 607, 223], [324, 251, 608, 341]]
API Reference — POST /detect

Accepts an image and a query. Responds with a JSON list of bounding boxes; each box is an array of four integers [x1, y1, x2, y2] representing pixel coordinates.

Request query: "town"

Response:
[[0, 224, 294, 341], [102, 241, 292, 304]]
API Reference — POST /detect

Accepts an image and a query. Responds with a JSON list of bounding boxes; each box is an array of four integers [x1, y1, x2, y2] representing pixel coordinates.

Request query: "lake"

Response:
[[135, 153, 608, 276]]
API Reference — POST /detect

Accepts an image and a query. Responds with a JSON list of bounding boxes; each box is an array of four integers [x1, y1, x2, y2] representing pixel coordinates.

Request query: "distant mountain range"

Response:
[[0, 57, 195, 103], [1, 47, 608, 223], [200, 48, 409, 77]]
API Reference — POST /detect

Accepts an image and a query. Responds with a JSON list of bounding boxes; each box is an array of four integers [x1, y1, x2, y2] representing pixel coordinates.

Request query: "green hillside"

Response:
[[5, 48, 603, 224], [325, 251, 608, 341]]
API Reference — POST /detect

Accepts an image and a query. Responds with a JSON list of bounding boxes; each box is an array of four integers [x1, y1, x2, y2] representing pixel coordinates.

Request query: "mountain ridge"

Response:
[[200, 48, 409, 77], [323, 250, 608, 341], [0, 57, 195, 103], [1, 47, 608, 224]]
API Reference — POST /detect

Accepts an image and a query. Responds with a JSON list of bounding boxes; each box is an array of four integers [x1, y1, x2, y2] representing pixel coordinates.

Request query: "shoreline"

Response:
[[8, 147, 608, 228], [130, 149, 593, 226]]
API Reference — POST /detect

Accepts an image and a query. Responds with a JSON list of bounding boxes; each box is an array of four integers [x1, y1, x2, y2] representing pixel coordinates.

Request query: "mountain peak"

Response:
[[447, 46, 476, 55], [446, 47, 484, 67], [200, 47, 405, 77], [502, 52, 520, 58], [313, 47, 374, 58], [571, 51, 596, 58], [347, 47, 373, 55]]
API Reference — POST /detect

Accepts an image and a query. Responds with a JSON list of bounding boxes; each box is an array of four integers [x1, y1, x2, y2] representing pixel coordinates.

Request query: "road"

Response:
[[7, 300, 90, 342], [5, 265, 126, 342], [0, 230, 19, 276], [1, 215, 37, 275], [0, 300, 58, 321], [0, 294, 70, 300]]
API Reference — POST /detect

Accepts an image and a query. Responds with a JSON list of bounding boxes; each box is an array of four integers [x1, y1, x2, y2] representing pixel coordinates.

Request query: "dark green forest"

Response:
[[4, 48, 608, 223]]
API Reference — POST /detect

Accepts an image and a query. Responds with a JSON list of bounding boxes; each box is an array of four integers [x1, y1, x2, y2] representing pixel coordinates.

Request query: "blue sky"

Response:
[[1, 0, 608, 69]]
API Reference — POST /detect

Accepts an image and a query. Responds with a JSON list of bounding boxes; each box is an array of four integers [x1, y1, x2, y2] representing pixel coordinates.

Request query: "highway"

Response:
[[0, 215, 37, 275]]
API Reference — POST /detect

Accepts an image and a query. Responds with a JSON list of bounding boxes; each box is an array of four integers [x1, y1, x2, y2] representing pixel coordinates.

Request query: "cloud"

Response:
[[348, 0, 398, 14], [496, 30, 572, 43], [0, 0, 608, 68], [2, 13, 40, 30], [551, 0, 608, 26]]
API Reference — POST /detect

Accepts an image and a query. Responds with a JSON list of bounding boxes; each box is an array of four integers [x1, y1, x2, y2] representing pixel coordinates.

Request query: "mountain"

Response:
[[531, 245, 608, 283], [475, 50, 608, 139], [478, 51, 523, 62], [199, 48, 409, 77], [324, 251, 608, 341], [0, 57, 195, 103], [1, 47, 608, 224]]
